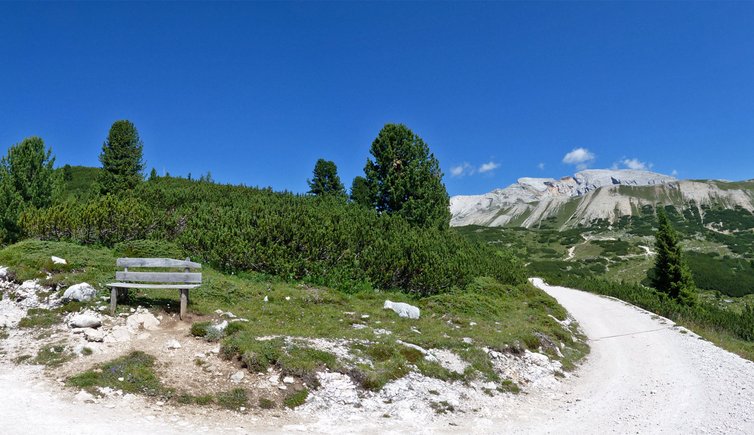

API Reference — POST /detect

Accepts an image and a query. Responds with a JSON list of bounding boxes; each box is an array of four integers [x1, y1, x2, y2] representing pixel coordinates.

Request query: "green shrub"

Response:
[[283, 388, 308, 408]]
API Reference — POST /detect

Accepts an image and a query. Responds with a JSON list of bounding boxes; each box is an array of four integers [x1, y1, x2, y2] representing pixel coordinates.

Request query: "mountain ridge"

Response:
[[450, 169, 754, 229]]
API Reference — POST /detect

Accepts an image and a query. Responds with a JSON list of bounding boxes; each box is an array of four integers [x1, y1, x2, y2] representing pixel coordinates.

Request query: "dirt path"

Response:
[[517, 278, 754, 434], [3, 280, 754, 434]]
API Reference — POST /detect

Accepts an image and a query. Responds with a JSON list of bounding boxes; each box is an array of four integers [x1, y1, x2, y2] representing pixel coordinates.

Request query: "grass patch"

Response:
[[216, 388, 248, 410], [18, 308, 61, 328], [67, 351, 171, 398], [33, 343, 73, 367], [258, 397, 276, 409], [283, 388, 309, 408]]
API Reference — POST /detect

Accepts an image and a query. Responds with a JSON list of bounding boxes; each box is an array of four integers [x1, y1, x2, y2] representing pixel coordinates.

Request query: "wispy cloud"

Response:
[[537, 162, 545, 170], [450, 161, 500, 177], [478, 161, 500, 174], [450, 162, 474, 178], [562, 147, 595, 170], [620, 158, 651, 171], [671, 169, 678, 177]]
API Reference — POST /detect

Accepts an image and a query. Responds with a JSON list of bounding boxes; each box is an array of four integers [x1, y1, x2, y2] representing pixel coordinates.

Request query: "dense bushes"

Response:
[[21, 177, 525, 295], [541, 275, 754, 342]]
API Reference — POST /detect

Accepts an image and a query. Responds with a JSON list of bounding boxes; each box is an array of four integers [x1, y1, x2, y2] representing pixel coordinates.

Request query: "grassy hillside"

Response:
[[0, 239, 587, 392]]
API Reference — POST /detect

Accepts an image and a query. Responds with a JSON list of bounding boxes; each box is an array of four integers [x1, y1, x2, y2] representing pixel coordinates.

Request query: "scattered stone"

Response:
[[230, 371, 245, 383], [352, 324, 367, 330], [374, 328, 392, 336], [165, 339, 181, 350], [69, 312, 102, 329], [361, 314, 370, 319], [118, 377, 125, 382], [469, 322, 477, 326], [210, 346, 220, 354], [51, 256, 67, 265], [62, 283, 97, 302], [283, 376, 295, 384], [264, 296, 269, 302], [83, 328, 105, 342], [462, 337, 473, 344], [285, 297, 291, 301], [383, 300, 420, 319], [126, 309, 160, 331], [103, 325, 131, 343], [0, 266, 8, 279], [74, 390, 95, 403], [210, 320, 228, 333]]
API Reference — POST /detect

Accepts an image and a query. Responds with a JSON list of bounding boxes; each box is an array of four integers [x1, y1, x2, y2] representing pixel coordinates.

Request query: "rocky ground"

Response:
[[0, 266, 572, 434]]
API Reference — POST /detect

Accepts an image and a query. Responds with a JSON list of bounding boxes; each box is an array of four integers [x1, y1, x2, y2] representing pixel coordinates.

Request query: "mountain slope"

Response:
[[450, 170, 754, 229]]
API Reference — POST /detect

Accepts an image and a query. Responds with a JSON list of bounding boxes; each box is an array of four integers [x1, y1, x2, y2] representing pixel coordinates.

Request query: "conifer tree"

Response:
[[349, 176, 373, 207], [363, 124, 450, 229], [652, 208, 696, 305], [308, 159, 345, 197], [99, 120, 144, 194], [0, 136, 59, 243]]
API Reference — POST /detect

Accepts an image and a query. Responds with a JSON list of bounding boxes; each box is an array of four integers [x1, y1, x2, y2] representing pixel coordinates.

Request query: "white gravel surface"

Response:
[[2, 278, 754, 434]]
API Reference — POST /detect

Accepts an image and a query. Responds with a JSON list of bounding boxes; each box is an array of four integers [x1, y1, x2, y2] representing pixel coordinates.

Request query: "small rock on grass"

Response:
[[383, 300, 420, 319], [63, 283, 97, 302], [51, 256, 67, 265]]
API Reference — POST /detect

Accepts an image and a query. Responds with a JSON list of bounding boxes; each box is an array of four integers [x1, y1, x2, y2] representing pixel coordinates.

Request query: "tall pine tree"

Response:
[[363, 124, 450, 229], [652, 208, 696, 305], [349, 176, 373, 207], [0, 136, 59, 243], [308, 159, 345, 197], [99, 120, 145, 194]]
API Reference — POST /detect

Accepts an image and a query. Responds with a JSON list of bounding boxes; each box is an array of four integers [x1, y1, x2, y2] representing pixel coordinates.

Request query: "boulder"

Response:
[[383, 300, 420, 319], [0, 266, 8, 279], [62, 283, 97, 302], [51, 256, 67, 265], [69, 312, 102, 329]]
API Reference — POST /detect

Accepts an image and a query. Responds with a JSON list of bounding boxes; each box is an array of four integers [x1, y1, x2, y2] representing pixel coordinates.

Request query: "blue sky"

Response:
[[1, 2, 753, 196]]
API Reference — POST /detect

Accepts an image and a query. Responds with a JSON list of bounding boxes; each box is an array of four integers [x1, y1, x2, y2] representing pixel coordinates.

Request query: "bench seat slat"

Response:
[[106, 282, 201, 289], [116, 258, 202, 269], [115, 271, 202, 283]]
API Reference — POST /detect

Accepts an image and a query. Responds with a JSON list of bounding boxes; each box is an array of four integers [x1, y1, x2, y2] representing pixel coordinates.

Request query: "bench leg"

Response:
[[110, 287, 117, 315], [180, 288, 189, 320]]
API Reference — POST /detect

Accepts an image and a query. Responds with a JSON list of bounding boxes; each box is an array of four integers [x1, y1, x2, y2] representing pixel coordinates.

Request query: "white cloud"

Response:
[[671, 169, 678, 177], [478, 161, 500, 174], [620, 158, 649, 171], [450, 162, 474, 178], [562, 148, 595, 170], [537, 162, 545, 170]]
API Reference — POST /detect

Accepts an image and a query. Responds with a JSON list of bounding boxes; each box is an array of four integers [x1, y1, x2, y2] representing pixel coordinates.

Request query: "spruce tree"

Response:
[[99, 120, 145, 194], [0, 136, 59, 243], [363, 124, 450, 229], [652, 208, 696, 305], [349, 176, 373, 207], [308, 159, 346, 197]]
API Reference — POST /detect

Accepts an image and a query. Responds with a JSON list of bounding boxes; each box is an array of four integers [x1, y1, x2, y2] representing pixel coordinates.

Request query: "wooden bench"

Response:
[[106, 257, 202, 320]]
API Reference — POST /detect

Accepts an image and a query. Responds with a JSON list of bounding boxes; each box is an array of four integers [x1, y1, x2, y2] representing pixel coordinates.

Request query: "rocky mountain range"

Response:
[[450, 169, 754, 229]]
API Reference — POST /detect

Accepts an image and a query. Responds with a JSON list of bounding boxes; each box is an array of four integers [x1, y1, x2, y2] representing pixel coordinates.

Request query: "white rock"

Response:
[[83, 328, 105, 342], [103, 325, 131, 343], [69, 312, 102, 329], [210, 320, 228, 333], [383, 300, 420, 319], [264, 296, 269, 302], [0, 266, 8, 279], [352, 324, 367, 330], [62, 283, 97, 302], [126, 309, 160, 331], [165, 339, 181, 350], [230, 370, 245, 383], [74, 390, 95, 403], [51, 256, 67, 265], [285, 296, 291, 301], [462, 337, 473, 344], [283, 376, 295, 384]]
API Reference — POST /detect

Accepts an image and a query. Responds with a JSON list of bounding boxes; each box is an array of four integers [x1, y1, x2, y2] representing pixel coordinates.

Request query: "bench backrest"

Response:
[[115, 258, 202, 284]]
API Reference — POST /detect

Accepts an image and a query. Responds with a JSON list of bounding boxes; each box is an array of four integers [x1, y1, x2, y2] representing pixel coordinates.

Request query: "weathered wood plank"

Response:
[[116, 258, 201, 269], [110, 287, 117, 315], [106, 282, 201, 289], [180, 289, 189, 320], [115, 271, 202, 283]]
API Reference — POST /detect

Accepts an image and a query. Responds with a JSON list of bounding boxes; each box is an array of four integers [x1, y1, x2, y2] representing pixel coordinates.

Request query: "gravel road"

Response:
[[2, 279, 753, 434]]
